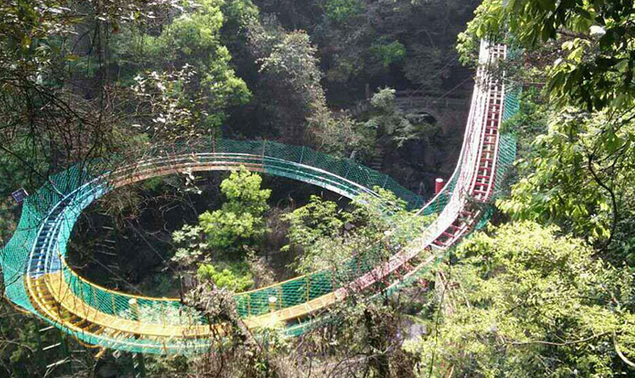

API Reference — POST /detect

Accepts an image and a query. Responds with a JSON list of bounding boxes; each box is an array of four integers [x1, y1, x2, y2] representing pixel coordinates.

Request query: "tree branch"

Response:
[[587, 153, 618, 247], [509, 331, 611, 347], [614, 333, 635, 369]]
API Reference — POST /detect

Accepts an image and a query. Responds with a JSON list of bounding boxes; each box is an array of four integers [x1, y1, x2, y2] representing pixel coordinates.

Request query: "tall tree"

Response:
[[112, 0, 251, 140], [458, 0, 635, 256], [409, 222, 635, 377]]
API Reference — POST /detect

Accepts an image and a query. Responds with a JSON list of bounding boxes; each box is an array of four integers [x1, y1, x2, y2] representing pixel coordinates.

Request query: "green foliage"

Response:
[[297, 0, 480, 88], [495, 92, 635, 257], [323, 298, 417, 377], [366, 88, 422, 147], [458, 0, 635, 258], [114, 0, 251, 137], [171, 224, 206, 268], [458, 0, 635, 112], [284, 188, 427, 274], [0, 137, 48, 196], [407, 221, 635, 377], [370, 40, 406, 68], [283, 198, 358, 274], [282, 195, 354, 250], [254, 27, 323, 98], [131, 65, 204, 139], [198, 166, 271, 253], [0, 0, 156, 193], [0, 301, 68, 377], [144, 354, 190, 377], [369, 88, 399, 113], [222, 0, 259, 27], [308, 110, 371, 157], [249, 24, 328, 140], [197, 263, 254, 291], [0, 199, 17, 246], [245, 17, 370, 154], [326, 0, 364, 23], [499, 109, 611, 242], [199, 209, 265, 251], [172, 166, 271, 265], [219, 166, 271, 215], [0, 0, 84, 74], [220, 0, 260, 46], [237, 0, 478, 154]]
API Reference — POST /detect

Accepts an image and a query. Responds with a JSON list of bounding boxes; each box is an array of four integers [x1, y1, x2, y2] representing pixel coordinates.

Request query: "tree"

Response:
[[279, 188, 430, 377], [498, 107, 634, 248], [366, 88, 423, 147], [184, 281, 289, 377], [0, 0, 147, 194], [130, 65, 203, 140], [458, 0, 635, 112], [247, 20, 328, 142], [407, 221, 635, 377], [282, 195, 355, 274], [283, 0, 480, 91], [457, 0, 635, 257], [172, 166, 271, 266], [217, 166, 271, 215], [307, 108, 371, 157], [284, 188, 427, 275], [113, 0, 251, 139], [241, 15, 370, 156]]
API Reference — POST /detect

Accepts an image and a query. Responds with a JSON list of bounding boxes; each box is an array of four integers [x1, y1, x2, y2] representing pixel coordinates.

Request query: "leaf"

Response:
[[604, 133, 624, 154], [615, 58, 629, 73], [575, 7, 593, 21], [547, 71, 566, 95], [20, 35, 31, 50]]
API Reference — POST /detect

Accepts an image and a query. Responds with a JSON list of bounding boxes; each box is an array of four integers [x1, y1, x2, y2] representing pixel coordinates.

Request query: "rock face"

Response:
[[379, 99, 470, 199]]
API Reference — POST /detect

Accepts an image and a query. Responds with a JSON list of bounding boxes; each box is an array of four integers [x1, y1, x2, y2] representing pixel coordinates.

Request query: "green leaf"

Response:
[[20, 36, 31, 50]]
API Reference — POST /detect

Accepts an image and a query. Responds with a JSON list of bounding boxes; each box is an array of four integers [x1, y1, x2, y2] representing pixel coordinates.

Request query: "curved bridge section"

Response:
[[1, 41, 519, 354]]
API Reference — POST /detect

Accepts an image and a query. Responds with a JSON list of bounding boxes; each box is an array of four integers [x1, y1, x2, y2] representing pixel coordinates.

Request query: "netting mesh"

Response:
[[0, 139, 430, 353], [0, 53, 522, 355], [289, 86, 521, 337], [474, 85, 520, 230]]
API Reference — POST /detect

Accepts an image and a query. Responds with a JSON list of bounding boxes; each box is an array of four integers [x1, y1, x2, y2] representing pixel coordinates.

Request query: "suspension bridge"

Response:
[[1, 41, 519, 355]]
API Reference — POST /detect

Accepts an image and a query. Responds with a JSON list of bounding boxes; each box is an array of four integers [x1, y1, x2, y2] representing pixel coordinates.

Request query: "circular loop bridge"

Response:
[[1, 42, 520, 354]]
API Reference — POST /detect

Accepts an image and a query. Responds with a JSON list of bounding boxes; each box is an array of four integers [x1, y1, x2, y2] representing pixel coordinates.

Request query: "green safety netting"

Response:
[[0, 138, 427, 353], [0, 81, 522, 355], [286, 85, 522, 337]]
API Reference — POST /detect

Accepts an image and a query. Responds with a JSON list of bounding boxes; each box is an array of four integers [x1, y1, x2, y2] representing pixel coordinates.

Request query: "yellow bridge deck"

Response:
[[28, 271, 341, 341]]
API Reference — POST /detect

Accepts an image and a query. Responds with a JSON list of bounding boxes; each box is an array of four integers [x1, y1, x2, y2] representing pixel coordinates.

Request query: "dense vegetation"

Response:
[[2, 0, 635, 377]]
